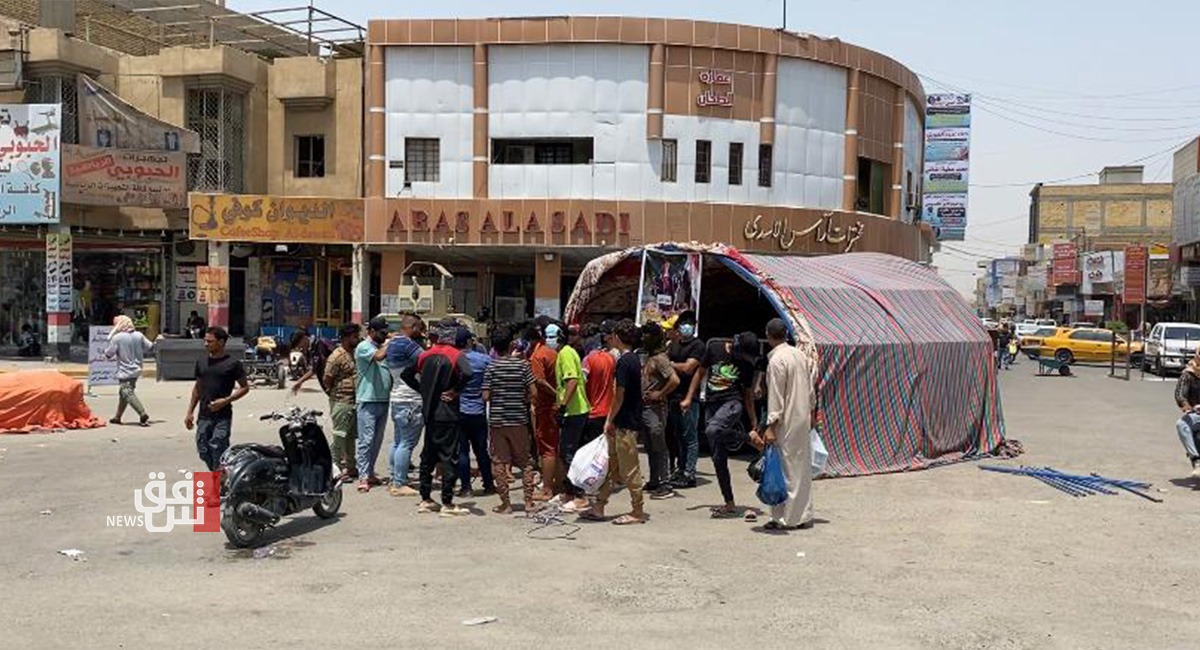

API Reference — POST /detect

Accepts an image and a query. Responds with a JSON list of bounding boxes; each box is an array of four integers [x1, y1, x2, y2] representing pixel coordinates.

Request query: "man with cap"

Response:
[[666, 310, 705, 488], [456, 326, 495, 497], [354, 316, 394, 492], [402, 319, 475, 515]]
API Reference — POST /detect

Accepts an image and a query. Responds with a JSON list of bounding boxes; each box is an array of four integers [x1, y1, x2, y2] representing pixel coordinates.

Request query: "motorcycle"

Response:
[[218, 406, 343, 548], [243, 336, 287, 389]]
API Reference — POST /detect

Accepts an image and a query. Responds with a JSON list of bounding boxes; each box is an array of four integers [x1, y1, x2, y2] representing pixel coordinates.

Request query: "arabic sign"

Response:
[[636, 250, 702, 328], [78, 75, 199, 154], [0, 104, 61, 224], [1123, 245, 1147, 305], [1052, 242, 1080, 286], [189, 194, 364, 243], [196, 265, 229, 305], [1084, 299, 1104, 317], [697, 69, 734, 108], [62, 145, 185, 208], [88, 325, 119, 387], [45, 230, 73, 313], [175, 265, 197, 302], [742, 212, 865, 253], [921, 93, 971, 241]]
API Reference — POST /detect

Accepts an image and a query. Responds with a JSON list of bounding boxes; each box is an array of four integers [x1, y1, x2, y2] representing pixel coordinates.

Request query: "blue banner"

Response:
[[0, 104, 61, 224]]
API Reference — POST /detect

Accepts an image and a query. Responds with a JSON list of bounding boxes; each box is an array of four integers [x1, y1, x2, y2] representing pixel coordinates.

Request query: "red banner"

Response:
[[1052, 242, 1080, 285], [1124, 245, 1148, 305]]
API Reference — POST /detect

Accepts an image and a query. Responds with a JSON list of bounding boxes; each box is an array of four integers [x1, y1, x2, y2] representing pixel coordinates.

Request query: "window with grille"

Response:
[[660, 139, 677, 182], [729, 142, 744, 186], [491, 138, 592, 165], [758, 144, 773, 188], [294, 135, 325, 178], [405, 138, 440, 183], [25, 75, 78, 145], [695, 140, 711, 184], [185, 88, 245, 193]]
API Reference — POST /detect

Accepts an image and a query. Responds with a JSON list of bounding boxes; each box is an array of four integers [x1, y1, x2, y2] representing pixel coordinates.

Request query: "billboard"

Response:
[[1052, 242, 1080, 286], [62, 145, 185, 208], [189, 194, 364, 243], [78, 75, 199, 153], [921, 94, 971, 241], [1123, 245, 1147, 305], [0, 104, 61, 224]]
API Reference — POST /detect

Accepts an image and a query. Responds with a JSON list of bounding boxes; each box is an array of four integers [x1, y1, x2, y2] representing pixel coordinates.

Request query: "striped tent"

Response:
[[564, 244, 1006, 477]]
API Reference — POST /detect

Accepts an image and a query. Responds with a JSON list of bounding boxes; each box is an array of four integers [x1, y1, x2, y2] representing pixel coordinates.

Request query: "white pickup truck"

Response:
[[1142, 322, 1200, 376]]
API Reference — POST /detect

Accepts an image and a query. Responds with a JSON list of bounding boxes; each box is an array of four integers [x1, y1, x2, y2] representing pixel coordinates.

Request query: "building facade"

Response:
[[360, 17, 934, 320]]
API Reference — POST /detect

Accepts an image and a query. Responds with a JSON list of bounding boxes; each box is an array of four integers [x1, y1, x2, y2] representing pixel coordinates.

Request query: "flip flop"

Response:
[[612, 514, 646, 525], [577, 510, 606, 522], [710, 507, 740, 519], [743, 511, 758, 522]]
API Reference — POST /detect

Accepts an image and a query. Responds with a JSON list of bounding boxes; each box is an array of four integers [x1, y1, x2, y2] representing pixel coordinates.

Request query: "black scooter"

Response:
[[218, 406, 343, 547]]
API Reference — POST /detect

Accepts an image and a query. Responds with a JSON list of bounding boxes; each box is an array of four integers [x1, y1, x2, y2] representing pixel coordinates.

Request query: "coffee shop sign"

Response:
[[697, 69, 734, 108], [743, 212, 865, 253]]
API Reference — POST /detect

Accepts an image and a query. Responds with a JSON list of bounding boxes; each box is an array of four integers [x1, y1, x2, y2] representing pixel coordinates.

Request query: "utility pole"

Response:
[[782, 0, 788, 30]]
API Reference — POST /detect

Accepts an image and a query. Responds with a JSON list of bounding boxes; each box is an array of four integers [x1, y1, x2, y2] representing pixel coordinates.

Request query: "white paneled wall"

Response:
[[773, 58, 847, 210], [384, 46, 474, 198], [488, 44, 650, 200], [903, 97, 924, 223]]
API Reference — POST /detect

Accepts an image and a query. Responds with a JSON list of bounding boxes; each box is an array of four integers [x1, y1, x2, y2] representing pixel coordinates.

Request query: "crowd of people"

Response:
[[180, 309, 818, 529]]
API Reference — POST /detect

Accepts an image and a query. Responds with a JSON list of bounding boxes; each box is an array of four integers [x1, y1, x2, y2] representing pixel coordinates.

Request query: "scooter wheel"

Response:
[[313, 485, 343, 519], [221, 504, 265, 548]]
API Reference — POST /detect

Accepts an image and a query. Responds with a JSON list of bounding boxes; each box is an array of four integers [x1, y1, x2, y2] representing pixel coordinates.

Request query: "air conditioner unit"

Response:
[[494, 297, 526, 321]]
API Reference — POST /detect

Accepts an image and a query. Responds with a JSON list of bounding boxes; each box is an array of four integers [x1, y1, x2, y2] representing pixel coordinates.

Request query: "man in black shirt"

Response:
[[290, 329, 335, 395], [698, 332, 760, 520], [665, 310, 704, 488], [185, 327, 249, 471], [579, 320, 646, 525]]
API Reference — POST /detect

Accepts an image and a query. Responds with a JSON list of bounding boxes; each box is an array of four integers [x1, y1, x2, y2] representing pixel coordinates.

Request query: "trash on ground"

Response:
[[58, 548, 85, 560], [462, 616, 498, 626], [110, 438, 119, 443], [980, 465, 1160, 502], [796, 551, 806, 558], [39, 509, 52, 515], [251, 545, 278, 560]]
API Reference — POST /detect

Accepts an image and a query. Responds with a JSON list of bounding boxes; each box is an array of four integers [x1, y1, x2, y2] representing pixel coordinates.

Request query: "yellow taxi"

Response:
[[1035, 329, 1129, 364], [1018, 326, 1071, 352]]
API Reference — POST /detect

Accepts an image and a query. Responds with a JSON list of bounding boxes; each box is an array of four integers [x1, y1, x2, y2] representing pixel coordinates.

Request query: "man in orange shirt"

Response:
[[526, 318, 560, 500], [582, 322, 616, 444]]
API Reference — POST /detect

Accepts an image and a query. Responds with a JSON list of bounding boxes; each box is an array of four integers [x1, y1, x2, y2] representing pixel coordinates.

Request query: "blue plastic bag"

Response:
[[756, 446, 789, 506]]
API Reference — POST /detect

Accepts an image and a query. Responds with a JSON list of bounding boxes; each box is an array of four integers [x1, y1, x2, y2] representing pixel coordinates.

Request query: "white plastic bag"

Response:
[[811, 428, 828, 475], [568, 434, 609, 494]]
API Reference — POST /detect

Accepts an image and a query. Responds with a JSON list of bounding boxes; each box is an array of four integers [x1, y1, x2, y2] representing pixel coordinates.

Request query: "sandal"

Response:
[[577, 509, 606, 522], [743, 510, 758, 522], [613, 514, 646, 525], [492, 503, 513, 515], [523, 502, 545, 515], [710, 506, 739, 519], [763, 520, 784, 530], [356, 479, 370, 493]]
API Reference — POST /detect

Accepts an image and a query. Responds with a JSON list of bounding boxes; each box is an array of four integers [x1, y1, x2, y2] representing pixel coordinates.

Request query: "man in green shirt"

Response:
[[554, 323, 593, 511]]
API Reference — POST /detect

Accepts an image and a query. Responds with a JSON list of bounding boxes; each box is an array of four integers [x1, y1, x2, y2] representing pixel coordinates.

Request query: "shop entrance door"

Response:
[[229, 268, 246, 337]]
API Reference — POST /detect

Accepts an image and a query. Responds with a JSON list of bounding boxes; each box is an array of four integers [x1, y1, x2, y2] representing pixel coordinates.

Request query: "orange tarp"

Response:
[[0, 371, 105, 433]]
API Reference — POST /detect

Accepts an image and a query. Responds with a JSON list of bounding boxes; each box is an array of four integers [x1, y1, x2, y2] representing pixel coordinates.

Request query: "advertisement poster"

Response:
[[0, 104, 61, 224], [78, 75, 199, 153], [175, 265, 198, 302], [62, 144, 185, 208], [1123, 245, 1147, 305], [44, 230, 73, 313], [636, 250, 702, 327], [1084, 300, 1105, 317], [87, 325, 119, 387], [921, 93, 971, 241], [265, 258, 314, 327], [196, 266, 229, 305], [1052, 242, 1080, 286], [189, 194, 364, 244]]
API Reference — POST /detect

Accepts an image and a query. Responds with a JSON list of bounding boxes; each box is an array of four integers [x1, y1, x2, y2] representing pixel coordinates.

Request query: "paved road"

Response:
[[2, 361, 1198, 648]]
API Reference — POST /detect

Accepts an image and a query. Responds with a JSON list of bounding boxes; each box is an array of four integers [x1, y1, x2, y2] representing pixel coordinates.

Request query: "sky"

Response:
[[231, 0, 1200, 298]]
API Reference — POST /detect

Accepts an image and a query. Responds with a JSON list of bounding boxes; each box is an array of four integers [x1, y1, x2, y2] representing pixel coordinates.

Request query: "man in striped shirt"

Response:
[[483, 324, 541, 515]]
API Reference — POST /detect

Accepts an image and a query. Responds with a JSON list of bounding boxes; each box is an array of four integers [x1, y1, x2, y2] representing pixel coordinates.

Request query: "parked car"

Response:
[[1141, 322, 1200, 376], [981, 317, 999, 329], [1019, 326, 1069, 351], [1036, 328, 1128, 364], [1034, 319, 1057, 327]]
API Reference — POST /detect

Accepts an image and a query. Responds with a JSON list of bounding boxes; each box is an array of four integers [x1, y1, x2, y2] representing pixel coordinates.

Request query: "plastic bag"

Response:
[[756, 446, 789, 506], [747, 453, 765, 483], [567, 434, 609, 494], [811, 428, 828, 474]]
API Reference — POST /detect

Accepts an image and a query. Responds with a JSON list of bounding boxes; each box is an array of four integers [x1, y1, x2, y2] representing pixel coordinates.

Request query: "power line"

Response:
[[967, 136, 1191, 188], [919, 69, 1200, 101]]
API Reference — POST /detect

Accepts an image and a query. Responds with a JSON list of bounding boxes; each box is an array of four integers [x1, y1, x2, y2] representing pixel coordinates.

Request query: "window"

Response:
[[660, 139, 678, 182], [404, 138, 440, 183], [855, 157, 890, 214], [728, 142, 743, 186], [25, 75, 77, 144], [491, 138, 593, 165], [294, 135, 325, 178], [758, 144, 773, 187], [186, 88, 245, 193], [695, 140, 711, 184]]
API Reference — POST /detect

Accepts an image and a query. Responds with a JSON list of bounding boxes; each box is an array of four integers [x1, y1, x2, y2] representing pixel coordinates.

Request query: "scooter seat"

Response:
[[239, 443, 286, 459]]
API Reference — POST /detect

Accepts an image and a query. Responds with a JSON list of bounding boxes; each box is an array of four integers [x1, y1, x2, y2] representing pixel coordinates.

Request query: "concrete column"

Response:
[[759, 53, 777, 145], [351, 244, 371, 324], [206, 241, 230, 329], [647, 43, 665, 139], [473, 43, 489, 198], [842, 68, 861, 211], [533, 252, 562, 319], [890, 85, 906, 219], [45, 223, 72, 360], [366, 44, 387, 198]]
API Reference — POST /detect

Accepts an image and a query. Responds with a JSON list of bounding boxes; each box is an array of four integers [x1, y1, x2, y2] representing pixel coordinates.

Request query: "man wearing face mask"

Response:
[[665, 311, 704, 488]]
